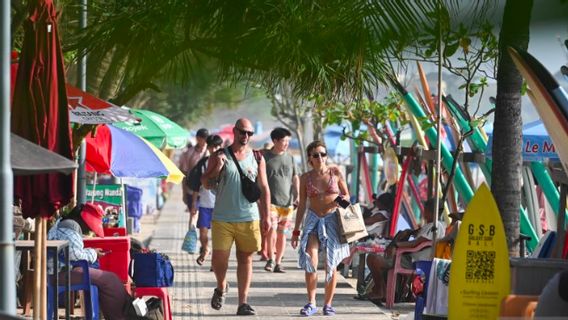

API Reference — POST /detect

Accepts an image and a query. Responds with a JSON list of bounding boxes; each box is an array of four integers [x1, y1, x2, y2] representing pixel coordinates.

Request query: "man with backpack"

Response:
[[201, 118, 271, 316], [179, 128, 209, 216], [188, 135, 224, 266]]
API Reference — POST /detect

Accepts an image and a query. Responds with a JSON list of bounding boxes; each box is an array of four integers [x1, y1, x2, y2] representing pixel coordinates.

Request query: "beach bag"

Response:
[[337, 203, 368, 243], [337, 203, 365, 234], [181, 227, 198, 254], [227, 148, 261, 203], [129, 251, 174, 287]]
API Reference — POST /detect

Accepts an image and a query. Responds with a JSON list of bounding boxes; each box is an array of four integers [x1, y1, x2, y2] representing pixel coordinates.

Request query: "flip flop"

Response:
[[196, 247, 208, 266]]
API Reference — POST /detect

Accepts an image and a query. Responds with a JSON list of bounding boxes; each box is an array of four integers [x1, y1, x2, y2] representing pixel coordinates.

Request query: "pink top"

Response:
[[306, 168, 340, 198]]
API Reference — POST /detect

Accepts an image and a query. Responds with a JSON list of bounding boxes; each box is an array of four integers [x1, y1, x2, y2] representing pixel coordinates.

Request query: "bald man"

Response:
[[201, 118, 271, 316]]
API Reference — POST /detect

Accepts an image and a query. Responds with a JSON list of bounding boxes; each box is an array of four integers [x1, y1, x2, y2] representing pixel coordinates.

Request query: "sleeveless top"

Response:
[[213, 148, 259, 222], [306, 168, 340, 198]]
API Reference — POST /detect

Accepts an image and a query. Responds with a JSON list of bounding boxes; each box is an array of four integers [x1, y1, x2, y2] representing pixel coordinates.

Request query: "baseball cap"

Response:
[[196, 128, 209, 138], [80, 203, 105, 237]]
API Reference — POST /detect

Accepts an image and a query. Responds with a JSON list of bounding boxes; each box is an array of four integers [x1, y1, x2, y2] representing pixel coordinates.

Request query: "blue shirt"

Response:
[[298, 210, 350, 282]]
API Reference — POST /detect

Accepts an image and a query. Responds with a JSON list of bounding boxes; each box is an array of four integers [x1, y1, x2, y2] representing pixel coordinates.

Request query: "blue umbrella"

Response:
[[486, 120, 558, 161]]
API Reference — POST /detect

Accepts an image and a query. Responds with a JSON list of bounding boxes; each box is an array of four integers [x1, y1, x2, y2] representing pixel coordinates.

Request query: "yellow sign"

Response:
[[448, 183, 510, 319]]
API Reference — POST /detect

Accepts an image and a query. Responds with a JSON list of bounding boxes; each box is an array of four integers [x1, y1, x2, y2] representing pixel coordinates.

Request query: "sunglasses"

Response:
[[311, 152, 327, 159], [236, 128, 254, 137]]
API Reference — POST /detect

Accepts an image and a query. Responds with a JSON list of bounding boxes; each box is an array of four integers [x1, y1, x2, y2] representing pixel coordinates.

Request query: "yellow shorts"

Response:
[[211, 220, 261, 252], [270, 205, 293, 230]]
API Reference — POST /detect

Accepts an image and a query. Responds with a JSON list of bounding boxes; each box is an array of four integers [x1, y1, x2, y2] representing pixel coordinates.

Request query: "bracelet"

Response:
[[292, 229, 301, 237]]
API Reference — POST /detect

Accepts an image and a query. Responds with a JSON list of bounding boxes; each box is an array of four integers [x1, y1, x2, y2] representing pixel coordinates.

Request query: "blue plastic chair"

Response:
[[47, 260, 99, 320]]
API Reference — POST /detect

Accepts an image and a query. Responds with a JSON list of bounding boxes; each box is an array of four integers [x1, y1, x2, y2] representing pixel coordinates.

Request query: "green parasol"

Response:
[[114, 108, 188, 149]]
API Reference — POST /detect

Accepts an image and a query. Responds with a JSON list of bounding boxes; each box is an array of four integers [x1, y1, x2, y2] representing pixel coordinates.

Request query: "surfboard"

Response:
[[444, 95, 539, 250], [508, 47, 568, 173], [448, 183, 510, 320], [391, 78, 475, 203]]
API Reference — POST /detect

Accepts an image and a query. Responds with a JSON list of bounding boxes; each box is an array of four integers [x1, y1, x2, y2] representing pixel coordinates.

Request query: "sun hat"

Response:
[[80, 203, 105, 237]]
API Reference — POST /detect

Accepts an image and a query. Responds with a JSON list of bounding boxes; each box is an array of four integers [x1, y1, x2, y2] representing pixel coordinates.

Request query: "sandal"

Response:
[[210, 283, 229, 310], [236, 303, 256, 316], [264, 259, 274, 272], [323, 305, 336, 316], [273, 264, 285, 273], [196, 247, 208, 266], [300, 303, 318, 316]]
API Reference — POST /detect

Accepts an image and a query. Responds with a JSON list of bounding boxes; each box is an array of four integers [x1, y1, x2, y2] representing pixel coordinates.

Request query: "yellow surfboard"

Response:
[[448, 183, 510, 319]]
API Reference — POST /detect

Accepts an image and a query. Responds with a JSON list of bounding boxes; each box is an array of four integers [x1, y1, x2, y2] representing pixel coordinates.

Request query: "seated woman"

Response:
[[366, 199, 445, 304], [48, 203, 132, 320]]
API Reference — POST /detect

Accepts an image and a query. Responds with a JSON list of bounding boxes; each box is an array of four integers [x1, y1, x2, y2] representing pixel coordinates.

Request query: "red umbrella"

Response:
[[11, 0, 74, 219]]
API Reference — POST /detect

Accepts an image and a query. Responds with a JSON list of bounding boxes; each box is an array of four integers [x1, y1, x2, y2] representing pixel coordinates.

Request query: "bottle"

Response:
[[183, 226, 198, 254]]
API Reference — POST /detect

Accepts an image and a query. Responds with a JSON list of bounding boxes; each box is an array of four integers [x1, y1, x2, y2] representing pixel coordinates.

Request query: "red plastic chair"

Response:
[[134, 287, 172, 320], [385, 240, 432, 309]]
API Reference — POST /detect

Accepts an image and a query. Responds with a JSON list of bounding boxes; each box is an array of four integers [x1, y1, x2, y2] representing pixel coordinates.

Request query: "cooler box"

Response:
[[103, 227, 127, 237], [84, 236, 131, 283]]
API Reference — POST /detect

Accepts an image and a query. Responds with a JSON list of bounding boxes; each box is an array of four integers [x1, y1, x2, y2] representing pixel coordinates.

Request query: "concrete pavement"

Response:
[[141, 185, 414, 319]]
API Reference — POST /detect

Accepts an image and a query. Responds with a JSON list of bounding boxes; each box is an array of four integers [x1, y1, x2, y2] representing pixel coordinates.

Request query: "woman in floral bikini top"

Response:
[[291, 140, 350, 316]]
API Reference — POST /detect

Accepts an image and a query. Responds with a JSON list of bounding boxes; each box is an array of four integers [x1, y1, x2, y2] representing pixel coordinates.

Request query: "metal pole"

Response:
[[76, 0, 88, 205], [432, 0, 444, 247], [0, 0, 16, 314]]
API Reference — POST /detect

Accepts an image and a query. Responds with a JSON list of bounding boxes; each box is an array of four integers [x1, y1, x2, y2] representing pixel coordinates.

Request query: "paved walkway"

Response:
[[143, 186, 414, 319]]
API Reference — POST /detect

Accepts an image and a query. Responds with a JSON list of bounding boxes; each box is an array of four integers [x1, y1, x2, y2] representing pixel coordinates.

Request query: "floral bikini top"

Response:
[[306, 168, 340, 198]]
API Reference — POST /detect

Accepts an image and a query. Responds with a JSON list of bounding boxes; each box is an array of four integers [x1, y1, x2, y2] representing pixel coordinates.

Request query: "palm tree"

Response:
[[491, 0, 533, 256], [60, 0, 549, 255]]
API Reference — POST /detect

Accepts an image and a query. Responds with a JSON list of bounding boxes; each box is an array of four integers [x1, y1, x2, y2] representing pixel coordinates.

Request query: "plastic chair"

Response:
[[385, 240, 432, 309], [135, 287, 172, 320], [47, 260, 99, 320]]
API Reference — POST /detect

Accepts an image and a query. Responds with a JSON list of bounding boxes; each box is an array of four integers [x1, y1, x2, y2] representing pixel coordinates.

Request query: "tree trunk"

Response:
[[492, 0, 533, 257]]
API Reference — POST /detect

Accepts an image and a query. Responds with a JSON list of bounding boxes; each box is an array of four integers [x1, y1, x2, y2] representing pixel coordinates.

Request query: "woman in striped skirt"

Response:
[[291, 140, 350, 316]]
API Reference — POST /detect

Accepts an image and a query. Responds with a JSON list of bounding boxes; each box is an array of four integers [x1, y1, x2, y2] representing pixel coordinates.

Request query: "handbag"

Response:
[[181, 227, 198, 254], [227, 147, 261, 203], [336, 203, 366, 234], [129, 251, 174, 287], [337, 203, 368, 244]]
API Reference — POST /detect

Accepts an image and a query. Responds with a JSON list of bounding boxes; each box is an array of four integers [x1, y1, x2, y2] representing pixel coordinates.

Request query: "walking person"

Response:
[[190, 134, 224, 266], [291, 140, 350, 316], [262, 127, 299, 273], [201, 118, 271, 316], [179, 128, 209, 215]]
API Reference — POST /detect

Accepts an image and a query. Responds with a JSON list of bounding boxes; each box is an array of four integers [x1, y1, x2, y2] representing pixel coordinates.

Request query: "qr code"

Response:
[[465, 250, 495, 281]]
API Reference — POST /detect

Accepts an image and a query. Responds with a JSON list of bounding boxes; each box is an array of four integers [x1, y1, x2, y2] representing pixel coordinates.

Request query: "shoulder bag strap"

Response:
[[227, 147, 246, 179]]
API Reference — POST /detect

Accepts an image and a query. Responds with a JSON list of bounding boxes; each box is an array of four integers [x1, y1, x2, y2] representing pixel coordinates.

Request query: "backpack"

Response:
[[185, 157, 208, 193]]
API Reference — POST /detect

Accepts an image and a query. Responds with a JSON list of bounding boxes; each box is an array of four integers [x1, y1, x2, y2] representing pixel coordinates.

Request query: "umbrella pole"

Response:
[[41, 218, 47, 319], [121, 178, 127, 229], [33, 219, 43, 319], [91, 172, 98, 203]]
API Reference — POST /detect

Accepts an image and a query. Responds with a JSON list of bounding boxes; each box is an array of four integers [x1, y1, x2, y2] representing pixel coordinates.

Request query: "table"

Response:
[[15, 240, 70, 320]]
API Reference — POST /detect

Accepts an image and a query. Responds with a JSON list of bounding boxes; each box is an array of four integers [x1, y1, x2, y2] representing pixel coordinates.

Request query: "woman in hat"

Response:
[[48, 203, 131, 320]]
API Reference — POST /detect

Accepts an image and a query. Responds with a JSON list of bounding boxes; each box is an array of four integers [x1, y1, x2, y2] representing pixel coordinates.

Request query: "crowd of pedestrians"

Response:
[[177, 118, 381, 317]]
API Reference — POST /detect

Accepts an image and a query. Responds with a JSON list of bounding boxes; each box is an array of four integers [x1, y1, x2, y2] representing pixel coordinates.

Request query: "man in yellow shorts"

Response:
[[262, 127, 299, 273], [201, 118, 271, 316]]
